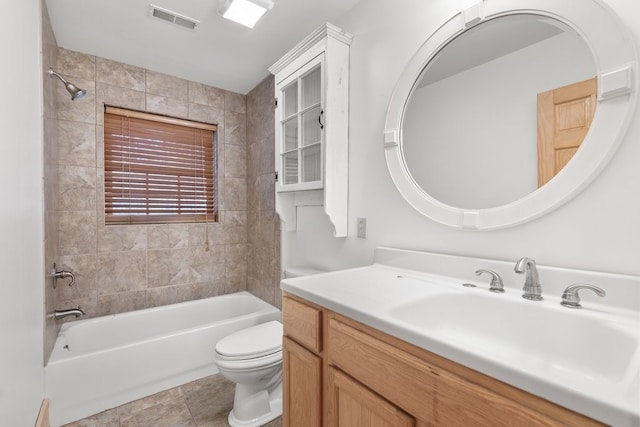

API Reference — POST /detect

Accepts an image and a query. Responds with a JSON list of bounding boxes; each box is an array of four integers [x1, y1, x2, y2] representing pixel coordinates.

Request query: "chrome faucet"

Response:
[[475, 269, 505, 293], [561, 283, 606, 309], [514, 257, 543, 301], [54, 308, 85, 320]]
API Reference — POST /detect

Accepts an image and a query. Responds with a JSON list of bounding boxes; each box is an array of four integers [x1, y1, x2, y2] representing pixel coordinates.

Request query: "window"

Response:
[[104, 106, 217, 225]]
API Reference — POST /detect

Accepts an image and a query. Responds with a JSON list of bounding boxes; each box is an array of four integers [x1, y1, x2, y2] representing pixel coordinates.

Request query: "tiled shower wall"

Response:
[[42, 0, 60, 359], [247, 76, 281, 309], [53, 48, 251, 321]]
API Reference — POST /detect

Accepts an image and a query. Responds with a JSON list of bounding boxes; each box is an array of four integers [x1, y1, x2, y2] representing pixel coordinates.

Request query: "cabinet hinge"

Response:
[[274, 98, 278, 108], [275, 171, 279, 182]]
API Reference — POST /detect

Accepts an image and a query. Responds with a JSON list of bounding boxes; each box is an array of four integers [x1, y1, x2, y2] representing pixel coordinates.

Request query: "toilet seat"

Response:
[[215, 320, 283, 361]]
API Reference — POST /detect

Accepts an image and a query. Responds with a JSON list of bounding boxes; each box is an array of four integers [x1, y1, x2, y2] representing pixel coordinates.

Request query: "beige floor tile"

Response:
[[181, 375, 235, 425], [117, 387, 184, 417], [60, 407, 118, 427], [119, 398, 195, 427]]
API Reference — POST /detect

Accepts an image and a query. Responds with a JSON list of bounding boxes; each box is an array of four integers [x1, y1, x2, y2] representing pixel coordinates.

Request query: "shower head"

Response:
[[48, 68, 87, 101]]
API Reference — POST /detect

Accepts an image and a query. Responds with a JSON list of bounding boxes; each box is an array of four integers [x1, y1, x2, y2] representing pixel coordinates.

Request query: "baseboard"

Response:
[[35, 399, 49, 427]]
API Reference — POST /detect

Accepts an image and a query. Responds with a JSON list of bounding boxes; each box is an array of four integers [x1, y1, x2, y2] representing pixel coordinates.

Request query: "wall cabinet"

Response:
[[282, 293, 605, 427], [269, 23, 352, 237]]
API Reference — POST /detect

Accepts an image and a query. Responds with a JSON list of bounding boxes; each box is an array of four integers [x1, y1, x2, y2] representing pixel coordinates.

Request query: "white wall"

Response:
[[282, 0, 640, 278], [0, 0, 45, 424]]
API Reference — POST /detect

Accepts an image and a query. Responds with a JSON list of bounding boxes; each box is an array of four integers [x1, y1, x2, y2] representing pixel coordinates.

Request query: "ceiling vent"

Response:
[[150, 5, 199, 30]]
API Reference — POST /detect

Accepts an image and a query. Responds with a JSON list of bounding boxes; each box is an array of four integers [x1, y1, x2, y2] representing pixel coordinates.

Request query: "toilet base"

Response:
[[228, 382, 282, 427]]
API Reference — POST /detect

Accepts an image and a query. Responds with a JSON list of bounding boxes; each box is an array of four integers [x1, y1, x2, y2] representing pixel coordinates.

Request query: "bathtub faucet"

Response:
[[54, 308, 85, 320]]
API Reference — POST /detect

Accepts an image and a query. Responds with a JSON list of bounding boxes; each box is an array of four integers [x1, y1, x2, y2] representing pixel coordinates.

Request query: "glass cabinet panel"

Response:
[[283, 152, 299, 185], [302, 145, 321, 182], [302, 106, 322, 147], [278, 60, 323, 190], [302, 68, 321, 110], [284, 118, 298, 152], [283, 83, 298, 118]]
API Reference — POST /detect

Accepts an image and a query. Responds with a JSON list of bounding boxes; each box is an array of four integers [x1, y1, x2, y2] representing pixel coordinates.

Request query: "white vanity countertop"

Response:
[[280, 247, 640, 427]]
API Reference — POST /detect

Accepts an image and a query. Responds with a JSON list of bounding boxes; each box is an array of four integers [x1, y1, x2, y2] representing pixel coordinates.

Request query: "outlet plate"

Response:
[[357, 218, 367, 239]]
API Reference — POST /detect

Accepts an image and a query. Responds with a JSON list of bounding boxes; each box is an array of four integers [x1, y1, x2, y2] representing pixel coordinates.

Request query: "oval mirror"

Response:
[[384, 0, 637, 230], [404, 15, 595, 210]]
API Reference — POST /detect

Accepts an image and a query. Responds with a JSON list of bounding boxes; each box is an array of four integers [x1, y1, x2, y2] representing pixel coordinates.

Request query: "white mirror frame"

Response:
[[384, 0, 637, 230]]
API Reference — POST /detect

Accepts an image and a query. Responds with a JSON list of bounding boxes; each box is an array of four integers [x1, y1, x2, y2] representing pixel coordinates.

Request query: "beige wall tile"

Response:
[[224, 177, 247, 211], [225, 111, 246, 146], [189, 81, 225, 109], [146, 283, 205, 308], [146, 70, 188, 101], [95, 290, 147, 317], [52, 49, 282, 319], [147, 224, 189, 249], [225, 91, 246, 114], [43, 6, 61, 361], [97, 251, 147, 294], [188, 245, 226, 284], [58, 165, 97, 211], [96, 57, 145, 91], [57, 48, 95, 80], [58, 120, 96, 167], [225, 144, 246, 178], [59, 210, 97, 255], [96, 82, 146, 117], [188, 103, 224, 125], [246, 76, 280, 307], [145, 93, 189, 118], [98, 225, 147, 253], [147, 248, 191, 288]]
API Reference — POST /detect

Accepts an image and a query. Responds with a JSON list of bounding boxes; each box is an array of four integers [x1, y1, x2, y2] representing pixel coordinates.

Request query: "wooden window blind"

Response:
[[104, 106, 217, 225]]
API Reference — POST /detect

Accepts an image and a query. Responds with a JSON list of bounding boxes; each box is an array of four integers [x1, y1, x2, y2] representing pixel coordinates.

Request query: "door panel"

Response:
[[537, 77, 597, 187]]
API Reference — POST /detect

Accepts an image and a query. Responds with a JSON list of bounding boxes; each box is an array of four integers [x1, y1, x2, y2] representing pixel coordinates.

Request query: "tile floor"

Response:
[[61, 374, 282, 427]]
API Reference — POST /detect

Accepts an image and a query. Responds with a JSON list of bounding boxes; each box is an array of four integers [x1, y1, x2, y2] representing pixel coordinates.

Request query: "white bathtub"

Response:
[[45, 292, 281, 426]]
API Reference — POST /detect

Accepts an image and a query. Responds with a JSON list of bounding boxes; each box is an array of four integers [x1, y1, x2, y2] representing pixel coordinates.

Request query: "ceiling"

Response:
[[45, 0, 362, 94]]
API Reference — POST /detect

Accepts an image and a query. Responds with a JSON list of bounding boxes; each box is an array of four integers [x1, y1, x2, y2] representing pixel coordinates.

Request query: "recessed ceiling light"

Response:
[[219, 0, 274, 29]]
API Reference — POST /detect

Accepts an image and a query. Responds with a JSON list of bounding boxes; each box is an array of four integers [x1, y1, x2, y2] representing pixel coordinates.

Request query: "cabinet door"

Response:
[[276, 54, 324, 192], [327, 367, 415, 427], [283, 336, 322, 427]]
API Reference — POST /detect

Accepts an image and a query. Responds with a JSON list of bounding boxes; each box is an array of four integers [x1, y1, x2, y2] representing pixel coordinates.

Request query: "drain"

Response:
[[63, 344, 70, 351], [462, 283, 477, 288]]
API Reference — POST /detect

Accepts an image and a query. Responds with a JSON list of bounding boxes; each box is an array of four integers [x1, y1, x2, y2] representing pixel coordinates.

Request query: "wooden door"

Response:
[[327, 367, 415, 427], [537, 77, 597, 187], [282, 336, 322, 427]]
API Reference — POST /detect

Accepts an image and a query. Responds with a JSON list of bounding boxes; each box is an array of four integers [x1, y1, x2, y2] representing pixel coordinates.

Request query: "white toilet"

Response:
[[214, 267, 325, 426], [215, 320, 284, 427]]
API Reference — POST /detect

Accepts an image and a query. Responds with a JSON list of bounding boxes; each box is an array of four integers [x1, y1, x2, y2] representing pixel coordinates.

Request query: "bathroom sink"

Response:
[[281, 247, 640, 425], [388, 291, 640, 386]]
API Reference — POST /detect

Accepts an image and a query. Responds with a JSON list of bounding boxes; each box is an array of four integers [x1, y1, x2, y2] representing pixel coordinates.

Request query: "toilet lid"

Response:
[[215, 321, 283, 359]]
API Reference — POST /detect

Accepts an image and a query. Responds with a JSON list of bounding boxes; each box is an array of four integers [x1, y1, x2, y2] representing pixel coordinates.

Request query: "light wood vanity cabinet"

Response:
[[282, 295, 323, 427], [282, 293, 605, 427]]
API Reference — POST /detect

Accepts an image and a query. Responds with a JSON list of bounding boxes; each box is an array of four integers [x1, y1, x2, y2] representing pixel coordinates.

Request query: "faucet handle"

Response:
[[52, 267, 75, 288], [561, 283, 606, 309], [475, 269, 505, 293]]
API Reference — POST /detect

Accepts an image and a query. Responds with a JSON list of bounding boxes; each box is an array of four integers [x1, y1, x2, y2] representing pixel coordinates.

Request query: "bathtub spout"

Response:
[[54, 308, 85, 320]]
